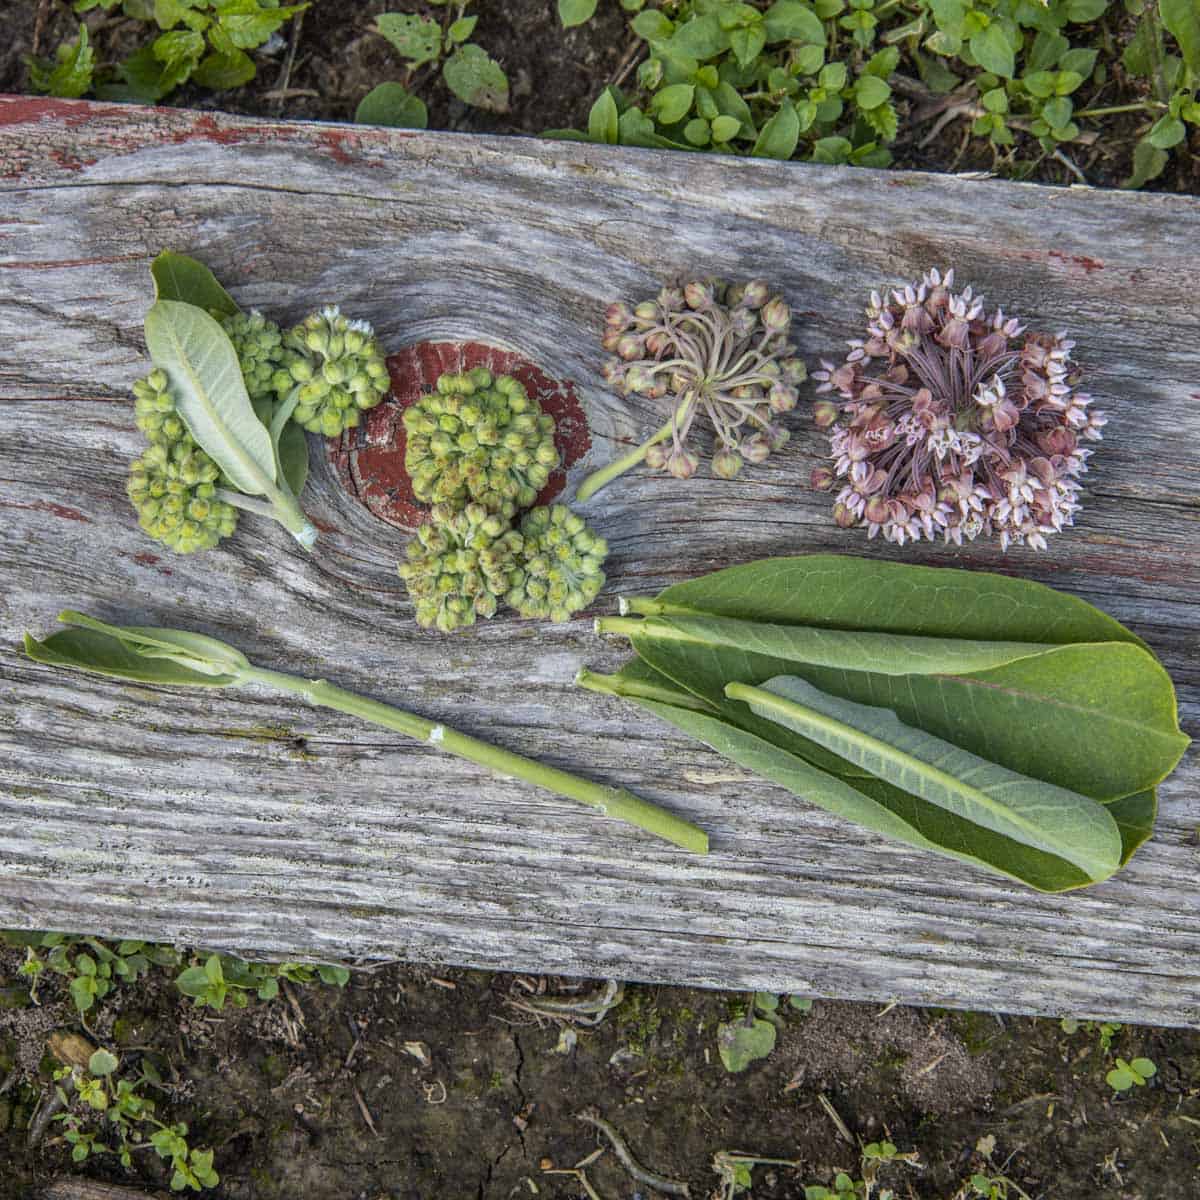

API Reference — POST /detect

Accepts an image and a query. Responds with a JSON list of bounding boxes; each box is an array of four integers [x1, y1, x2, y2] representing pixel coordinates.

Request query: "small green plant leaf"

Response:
[[717, 1016, 777, 1072], [192, 49, 257, 90], [588, 87, 621, 143], [27, 23, 95, 98], [443, 44, 509, 112], [653, 83, 696, 124], [151, 251, 240, 318], [559, 0, 598, 28], [762, 0, 825, 44], [970, 24, 1015, 78], [752, 98, 801, 157], [855, 74, 891, 109], [355, 82, 429, 129], [88, 1049, 119, 1077], [143, 300, 276, 496], [376, 12, 442, 66], [448, 15, 478, 43], [1161, 0, 1200, 76], [730, 676, 1122, 880], [1124, 137, 1169, 188]]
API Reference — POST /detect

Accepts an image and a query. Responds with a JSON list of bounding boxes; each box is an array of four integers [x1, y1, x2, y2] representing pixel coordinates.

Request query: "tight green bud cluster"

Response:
[[273, 305, 390, 437], [127, 438, 238, 554], [398, 368, 606, 630], [398, 501, 523, 632], [403, 368, 559, 509], [132, 368, 187, 446], [506, 505, 607, 622], [220, 310, 288, 402]]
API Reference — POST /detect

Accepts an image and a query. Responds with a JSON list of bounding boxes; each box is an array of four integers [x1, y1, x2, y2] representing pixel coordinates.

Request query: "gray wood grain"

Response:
[[1, 97, 1197, 1026]]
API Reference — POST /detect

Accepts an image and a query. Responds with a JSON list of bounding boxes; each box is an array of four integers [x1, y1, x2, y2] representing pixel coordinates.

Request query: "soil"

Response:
[[2, 952, 1199, 1200]]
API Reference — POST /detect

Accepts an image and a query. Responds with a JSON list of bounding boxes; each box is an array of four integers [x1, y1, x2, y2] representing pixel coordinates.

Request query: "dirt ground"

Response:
[[2, 950, 1198, 1199]]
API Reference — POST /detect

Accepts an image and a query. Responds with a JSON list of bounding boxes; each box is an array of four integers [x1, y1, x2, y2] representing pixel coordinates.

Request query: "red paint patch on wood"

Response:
[[0, 499, 91, 522], [1048, 250, 1104, 274], [0, 97, 105, 129], [328, 341, 592, 531], [117, 550, 173, 576]]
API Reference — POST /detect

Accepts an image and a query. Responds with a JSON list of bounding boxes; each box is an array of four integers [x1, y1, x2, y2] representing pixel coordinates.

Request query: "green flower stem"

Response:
[[594, 615, 705, 645], [240, 667, 708, 853], [214, 483, 317, 551], [575, 667, 714, 714], [576, 396, 693, 503], [617, 596, 693, 618]]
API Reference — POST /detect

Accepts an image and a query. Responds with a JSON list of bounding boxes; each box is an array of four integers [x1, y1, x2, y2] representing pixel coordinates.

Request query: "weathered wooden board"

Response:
[[1, 97, 1197, 1026]]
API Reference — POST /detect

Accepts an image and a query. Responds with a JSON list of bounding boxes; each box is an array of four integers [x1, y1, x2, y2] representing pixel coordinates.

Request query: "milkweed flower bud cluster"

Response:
[[127, 435, 239, 554], [273, 305, 390, 437], [398, 368, 606, 630], [583, 278, 804, 496], [505, 505, 608, 623], [221, 310, 288, 402], [398, 501, 524, 632], [811, 268, 1105, 551], [403, 368, 559, 509]]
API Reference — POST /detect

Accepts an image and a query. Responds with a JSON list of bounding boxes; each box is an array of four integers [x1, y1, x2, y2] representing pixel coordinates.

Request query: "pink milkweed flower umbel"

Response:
[[811, 268, 1105, 551]]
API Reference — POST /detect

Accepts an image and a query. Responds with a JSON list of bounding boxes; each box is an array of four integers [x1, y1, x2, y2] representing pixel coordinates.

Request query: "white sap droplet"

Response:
[[428, 725, 445, 744]]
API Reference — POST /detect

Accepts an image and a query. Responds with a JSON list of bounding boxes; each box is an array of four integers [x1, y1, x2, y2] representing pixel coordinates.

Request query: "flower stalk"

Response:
[[25, 612, 707, 854]]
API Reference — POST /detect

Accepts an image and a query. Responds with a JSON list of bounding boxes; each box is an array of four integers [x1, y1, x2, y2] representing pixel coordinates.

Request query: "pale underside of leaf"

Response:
[[733, 676, 1122, 881], [627, 691, 1103, 892], [143, 300, 276, 496]]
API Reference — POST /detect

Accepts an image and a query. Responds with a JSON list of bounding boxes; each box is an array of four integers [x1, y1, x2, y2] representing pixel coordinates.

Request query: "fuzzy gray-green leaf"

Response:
[[144, 300, 277, 496], [627, 692, 1100, 891], [732, 677, 1122, 881]]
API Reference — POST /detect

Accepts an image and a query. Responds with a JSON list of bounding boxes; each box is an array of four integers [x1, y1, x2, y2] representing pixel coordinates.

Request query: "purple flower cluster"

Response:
[[812, 268, 1105, 551]]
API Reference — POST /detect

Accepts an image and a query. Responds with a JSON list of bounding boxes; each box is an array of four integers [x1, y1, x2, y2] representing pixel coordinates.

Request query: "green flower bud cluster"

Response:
[[273, 305, 390, 437], [403, 368, 560, 510], [220, 310, 289, 402], [132, 368, 187, 446], [398, 501, 524, 632], [505, 505, 607, 623], [398, 367, 605, 630], [129, 367, 239, 553], [127, 438, 238, 554]]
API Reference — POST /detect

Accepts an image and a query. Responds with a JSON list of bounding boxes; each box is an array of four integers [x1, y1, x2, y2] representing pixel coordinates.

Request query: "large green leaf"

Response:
[[632, 615, 1057, 676], [627, 693, 1101, 891], [732, 677, 1121, 881], [150, 251, 240, 318], [143, 300, 276, 496], [631, 555, 1146, 648], [56, 611, 249, 675], [790, 643, 1188, 802]]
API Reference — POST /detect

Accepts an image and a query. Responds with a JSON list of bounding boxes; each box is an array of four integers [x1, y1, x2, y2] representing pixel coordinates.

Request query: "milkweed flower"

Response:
[[811, 268, 1104, 551]]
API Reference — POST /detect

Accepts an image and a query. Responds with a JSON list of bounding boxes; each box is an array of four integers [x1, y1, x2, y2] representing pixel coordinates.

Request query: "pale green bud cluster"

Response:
[[505, 505, 607, 623], [398, 501, 524, 632], [127, 439, 238, 554], [403, 368, 559, 510], [132, 368, 187, 446], [274, 305, 390, 437], [220, 310, 288, 402]]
